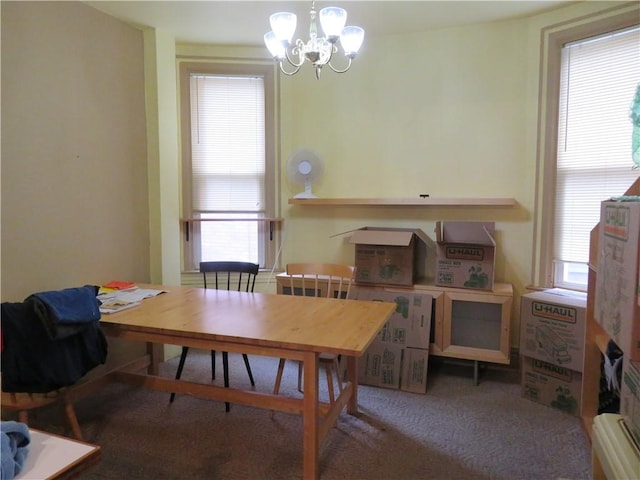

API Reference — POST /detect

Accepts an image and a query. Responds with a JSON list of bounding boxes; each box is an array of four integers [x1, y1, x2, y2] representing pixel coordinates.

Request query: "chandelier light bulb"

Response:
[[269, 12, 297, 44], [264, 31, 286, 59], [340, 26, 365, 57], [319, 7, 347, 42]]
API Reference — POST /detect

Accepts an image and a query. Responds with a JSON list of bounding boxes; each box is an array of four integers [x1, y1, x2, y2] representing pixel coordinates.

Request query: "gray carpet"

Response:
[[27, 351, 592, 480]]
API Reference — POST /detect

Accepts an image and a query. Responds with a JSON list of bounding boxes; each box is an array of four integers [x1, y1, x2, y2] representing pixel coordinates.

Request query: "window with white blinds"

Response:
[[180, 63, 276, 271], [553, 26, 640, 290], [190, 74, 265, 267], [191, 75, 265, 214]]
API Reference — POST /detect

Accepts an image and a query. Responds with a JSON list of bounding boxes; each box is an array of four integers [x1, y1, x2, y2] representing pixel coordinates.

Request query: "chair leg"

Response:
[[169, 346, 190, 403], [325, 365, 335, 404], [211, 350, 216, 380], [242, 354, 255, 386], [270, 358, 286, 419], [222, 352, 230, 412], [297, 361, 303, 393], [333, 358, 343, 395], [18, 410, 28, 425], [62, 400, 83, 441]]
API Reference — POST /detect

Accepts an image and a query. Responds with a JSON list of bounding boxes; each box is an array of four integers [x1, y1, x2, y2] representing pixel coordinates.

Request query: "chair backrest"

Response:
[[285, 263, 356, 299], [200, 261, 259, 292]]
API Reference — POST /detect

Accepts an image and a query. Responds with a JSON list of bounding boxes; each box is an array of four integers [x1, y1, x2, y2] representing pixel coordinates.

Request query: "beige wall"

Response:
[[2, 1, 634, 352], [1, 1, 150, 301], [175, 1, 634, 348]]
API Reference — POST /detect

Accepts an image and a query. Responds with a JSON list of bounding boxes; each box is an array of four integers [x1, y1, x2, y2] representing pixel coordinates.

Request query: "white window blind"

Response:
[[553, 26, 640, 288], [191, 74, 265, 212], [190, 74, 266, 264]]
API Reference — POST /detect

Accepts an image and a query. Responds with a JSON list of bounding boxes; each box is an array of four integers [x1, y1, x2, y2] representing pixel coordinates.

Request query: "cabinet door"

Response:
[[442, 290, 511, 364]]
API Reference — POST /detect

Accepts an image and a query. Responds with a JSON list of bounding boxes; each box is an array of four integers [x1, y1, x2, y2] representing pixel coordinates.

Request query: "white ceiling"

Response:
[[85, 1, 574, 46]]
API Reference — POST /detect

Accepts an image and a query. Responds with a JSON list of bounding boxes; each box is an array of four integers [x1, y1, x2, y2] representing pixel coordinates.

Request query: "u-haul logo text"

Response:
[[531, 358, 573, 382], [603, 205, 630, 241], [445, 246, 484, 261], [532, 301, 577, 324]]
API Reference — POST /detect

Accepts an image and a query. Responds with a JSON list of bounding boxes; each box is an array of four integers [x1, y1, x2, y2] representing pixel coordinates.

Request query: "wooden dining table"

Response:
[[98, 285, 395, 480]]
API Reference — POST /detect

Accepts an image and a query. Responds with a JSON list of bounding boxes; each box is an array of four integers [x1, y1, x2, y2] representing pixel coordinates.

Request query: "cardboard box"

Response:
[[519, 289, 587, 372], [400, 347, 429, 394], [434, 221, 496, 290], [620, 358, 640, 447], [595, 200, 640, 361], [349, 227, 435, 287], [354, 286, 432, 349], [357, 343, 402, 389], [521, 356, 582, 417]]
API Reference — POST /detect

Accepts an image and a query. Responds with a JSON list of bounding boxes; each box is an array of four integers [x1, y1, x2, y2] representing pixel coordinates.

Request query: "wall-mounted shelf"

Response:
[[288, 197, 516, 207]]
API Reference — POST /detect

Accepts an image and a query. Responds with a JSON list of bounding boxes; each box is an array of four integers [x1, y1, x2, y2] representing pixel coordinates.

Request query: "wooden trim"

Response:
[[180, 217, 284, 223]]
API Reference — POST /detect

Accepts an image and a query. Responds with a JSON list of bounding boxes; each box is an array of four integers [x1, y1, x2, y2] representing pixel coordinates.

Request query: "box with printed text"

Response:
[[521, 355, 582, 417], [519, 289, 586, 373], [594, 200, 640, 361], [434, 221, 496, 291], [349, 227, 436, 287], [353, 286, 432, 350], [357, 343, 402, 390]]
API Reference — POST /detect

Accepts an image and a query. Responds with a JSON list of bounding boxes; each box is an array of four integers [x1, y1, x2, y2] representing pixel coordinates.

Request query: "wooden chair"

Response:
[[1, 388, 84, 440], [170, 261, 258, 411], [271, 263, 356, 408]]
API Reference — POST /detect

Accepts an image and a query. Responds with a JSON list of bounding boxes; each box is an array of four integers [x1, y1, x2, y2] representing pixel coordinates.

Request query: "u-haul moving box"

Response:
[[434, 221, 496, 291], [519, 289, 586, 373], [354, 286, 432, 393], [401, 347, 429, 394], [358, 343, 403, 390], [349, 227, 435, 287], [354, 287, 432, 349], [521, 356, 582, 417], [595, 200, 640, 361]]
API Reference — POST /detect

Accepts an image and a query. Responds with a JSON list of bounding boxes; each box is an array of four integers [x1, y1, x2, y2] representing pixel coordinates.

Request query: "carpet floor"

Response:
[[21, 351, 592, 480]]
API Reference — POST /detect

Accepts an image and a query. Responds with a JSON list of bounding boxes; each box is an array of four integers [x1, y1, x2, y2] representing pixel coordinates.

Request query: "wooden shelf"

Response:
[[288, 197, 516, 207]]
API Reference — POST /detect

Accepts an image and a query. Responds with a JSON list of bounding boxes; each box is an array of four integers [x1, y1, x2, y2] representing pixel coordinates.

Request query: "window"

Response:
[[536, 9, 639, 291], [180, 62, 277, 271], [553, 26, 640, 290]]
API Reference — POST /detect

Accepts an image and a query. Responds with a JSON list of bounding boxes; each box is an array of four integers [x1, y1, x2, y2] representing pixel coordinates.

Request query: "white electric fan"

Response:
[[286, 148, 324, 199]]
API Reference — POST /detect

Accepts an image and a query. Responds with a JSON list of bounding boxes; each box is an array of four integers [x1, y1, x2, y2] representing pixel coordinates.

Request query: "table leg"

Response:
[[302, 351, 320, 480], [346, 356, 358, 415], [146, 342, 163, 375]]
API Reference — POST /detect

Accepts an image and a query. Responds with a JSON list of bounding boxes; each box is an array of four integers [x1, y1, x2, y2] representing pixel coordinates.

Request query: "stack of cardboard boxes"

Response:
[[350, 222, 498, 394], [595, 199, 640, 445], [349, 227, 434, 394], [519, 288, 587, 416]]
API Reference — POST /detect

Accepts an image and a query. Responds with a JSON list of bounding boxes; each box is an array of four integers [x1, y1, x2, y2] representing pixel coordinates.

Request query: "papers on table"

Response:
[[98, 287, 166, 314]]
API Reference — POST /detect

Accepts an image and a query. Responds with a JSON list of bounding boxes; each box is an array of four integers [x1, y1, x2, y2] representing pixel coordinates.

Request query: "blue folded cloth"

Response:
[[0, 421, 30, 480], [26, 285, 101, 339]]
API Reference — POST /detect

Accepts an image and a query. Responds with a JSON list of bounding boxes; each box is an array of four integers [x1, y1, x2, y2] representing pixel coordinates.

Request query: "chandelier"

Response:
[[263, 1, 365, 80]]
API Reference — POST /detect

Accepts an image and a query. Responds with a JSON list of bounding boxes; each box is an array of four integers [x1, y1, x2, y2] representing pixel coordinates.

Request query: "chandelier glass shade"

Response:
[[264, 1, 365, 79]]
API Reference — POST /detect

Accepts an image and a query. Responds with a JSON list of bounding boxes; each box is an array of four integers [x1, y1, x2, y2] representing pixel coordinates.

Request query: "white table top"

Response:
[[15, 429, 100, 480]]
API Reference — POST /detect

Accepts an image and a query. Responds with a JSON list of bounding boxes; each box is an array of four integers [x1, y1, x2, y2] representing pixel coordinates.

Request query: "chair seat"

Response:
[[1, 388, 83, 440]]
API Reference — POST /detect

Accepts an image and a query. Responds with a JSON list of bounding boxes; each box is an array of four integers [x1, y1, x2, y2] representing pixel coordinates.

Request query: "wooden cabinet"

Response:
[[275, 273, 512, 378], [411, 283, 512, 367]]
